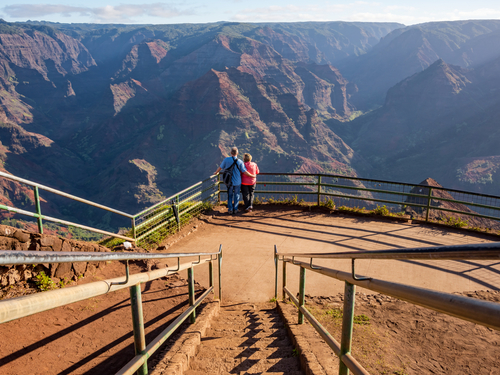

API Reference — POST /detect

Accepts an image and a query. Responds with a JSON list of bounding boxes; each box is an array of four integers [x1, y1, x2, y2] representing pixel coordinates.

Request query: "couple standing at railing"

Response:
[[215, 147, 260, 215]]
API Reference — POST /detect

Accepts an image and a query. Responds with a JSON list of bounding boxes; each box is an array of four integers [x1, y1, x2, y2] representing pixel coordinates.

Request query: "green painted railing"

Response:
[[1, 170, 499, 246], [0, 171, 220, 245], [274, 243, 500, 375], [220, 172, 500, 230]]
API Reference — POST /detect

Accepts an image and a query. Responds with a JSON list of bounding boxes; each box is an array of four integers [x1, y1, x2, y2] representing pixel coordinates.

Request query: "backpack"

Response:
[[221, 157, 241, 187]]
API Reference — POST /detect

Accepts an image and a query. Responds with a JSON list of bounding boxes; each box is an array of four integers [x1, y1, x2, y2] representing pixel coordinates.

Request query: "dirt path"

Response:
[[0, 261, 207, 375], [168, 205, 500, 302]]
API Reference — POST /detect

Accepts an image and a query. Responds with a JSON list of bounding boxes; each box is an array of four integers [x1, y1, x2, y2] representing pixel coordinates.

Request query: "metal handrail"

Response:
[[0, 246, 223, 375], [235, 172, 500, 228], [258, 172, 500, 200], [0, 250, 220, 265], [277, 242, 500, 260], [133, 174, 218, 218], [0, 172, 220, 244], [0, 171, 133, 218], [275, 243, 500, 375]]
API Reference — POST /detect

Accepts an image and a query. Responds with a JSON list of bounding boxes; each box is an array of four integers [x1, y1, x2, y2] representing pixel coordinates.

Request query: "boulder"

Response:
[[72, 262, 87, 276], [13, 230, 30, 243], [54, 262, 73, 279], [40, 236, 63, 251], [61, 240, 72, 252]]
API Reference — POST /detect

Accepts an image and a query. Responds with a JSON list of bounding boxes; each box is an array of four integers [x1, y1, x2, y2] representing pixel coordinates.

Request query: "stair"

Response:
[[185, 303, 304, 375]]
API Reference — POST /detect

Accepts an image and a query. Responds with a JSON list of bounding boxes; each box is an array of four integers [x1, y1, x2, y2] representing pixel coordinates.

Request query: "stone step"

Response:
[[210, 320, 283, 330], [195, 344, 295, 359], [189, 356, 302, 374], [198, 336, 292, 350], [214, 312, 281, 323], [205, 327, 288, 340], [185, 371, 303, 375]]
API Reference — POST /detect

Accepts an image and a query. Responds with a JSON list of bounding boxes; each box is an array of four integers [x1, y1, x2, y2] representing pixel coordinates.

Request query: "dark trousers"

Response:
[[241, 184, 256, 208]]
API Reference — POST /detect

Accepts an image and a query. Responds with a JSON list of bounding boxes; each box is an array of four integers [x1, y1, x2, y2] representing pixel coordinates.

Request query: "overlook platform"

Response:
[[168, 205, 500, 302]]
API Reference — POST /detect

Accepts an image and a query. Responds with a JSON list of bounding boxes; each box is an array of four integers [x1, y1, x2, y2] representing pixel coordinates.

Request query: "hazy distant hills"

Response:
[[0, 18, 499, 216], [338, 20, 500, 108]]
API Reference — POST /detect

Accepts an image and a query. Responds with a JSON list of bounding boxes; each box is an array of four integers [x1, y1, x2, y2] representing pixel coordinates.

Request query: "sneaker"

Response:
[[248, 206, 253, 211], [232, 210, 237, 215]]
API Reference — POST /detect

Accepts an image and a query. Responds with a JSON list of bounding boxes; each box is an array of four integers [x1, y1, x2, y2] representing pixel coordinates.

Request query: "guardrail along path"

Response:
[[185, 303, 303, 375]]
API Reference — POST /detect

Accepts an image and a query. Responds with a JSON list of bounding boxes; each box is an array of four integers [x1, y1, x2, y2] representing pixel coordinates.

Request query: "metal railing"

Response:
[[0, 171, 136, 241], [0, 247, 223, 375], [247, 173, 500, 229], [0, 172, 220, 245], [132, 175, 219, 244], [3, 170, 500, 245], [274, 242, 500, 375]]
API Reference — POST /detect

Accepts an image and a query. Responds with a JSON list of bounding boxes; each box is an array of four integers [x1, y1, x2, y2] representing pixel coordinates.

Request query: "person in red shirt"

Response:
[[241, 153, 260, 211]]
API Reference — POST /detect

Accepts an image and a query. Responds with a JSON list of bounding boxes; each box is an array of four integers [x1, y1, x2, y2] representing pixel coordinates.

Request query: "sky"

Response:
[[0, 0, 500, 26]]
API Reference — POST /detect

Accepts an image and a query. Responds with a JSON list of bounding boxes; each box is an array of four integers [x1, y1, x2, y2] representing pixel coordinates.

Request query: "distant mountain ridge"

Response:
[[0, 18, 499, 220], [338, 19, 500, 108]]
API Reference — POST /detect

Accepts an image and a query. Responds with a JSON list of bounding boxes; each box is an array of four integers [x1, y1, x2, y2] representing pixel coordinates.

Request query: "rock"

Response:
[[13, 230, 30, 243], [85, 263, 97, 276], [0, 225, 14, 237], [40, 236, 63, 251], [4, 269, 21, 286], [80, 244, 95, 252], [61, 240, 72, 252], [0, 237, 17, 250], [54, 262, 73, 279], [72, 262, 87, 276]]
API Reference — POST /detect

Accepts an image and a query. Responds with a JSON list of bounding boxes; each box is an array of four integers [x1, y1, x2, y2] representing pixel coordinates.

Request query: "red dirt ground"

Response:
[[0, 260, 207, 375]]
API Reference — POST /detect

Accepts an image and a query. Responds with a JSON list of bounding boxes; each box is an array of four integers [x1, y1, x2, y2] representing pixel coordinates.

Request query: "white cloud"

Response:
[[447, 7, 500, 20], [347, 12, 429, 24], [384, 5, 416, 12], [2, 3, 195, 23], [230, 3, 360, 22], [3, 5, 90, 18]]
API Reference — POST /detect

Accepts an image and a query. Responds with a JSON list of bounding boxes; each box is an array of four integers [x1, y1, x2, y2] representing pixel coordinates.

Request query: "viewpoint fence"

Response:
[[1, 171, 500, 245], [0, 247, 223, 375], [220, 173, 500, 229], [274, 243, 500, 375]]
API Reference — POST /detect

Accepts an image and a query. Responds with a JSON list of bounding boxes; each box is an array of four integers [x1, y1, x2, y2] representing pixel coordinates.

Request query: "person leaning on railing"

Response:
[[241, 153, 259, 212], [215, 147, 255, 215]]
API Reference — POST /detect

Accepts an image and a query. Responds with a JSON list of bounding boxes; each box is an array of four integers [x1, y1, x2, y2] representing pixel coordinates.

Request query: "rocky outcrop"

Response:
[[405, 178, 500, 230], [0, 225, 110, 289]]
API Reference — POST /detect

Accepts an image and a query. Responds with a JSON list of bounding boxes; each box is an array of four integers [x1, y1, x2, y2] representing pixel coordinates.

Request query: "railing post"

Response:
[[339, 281, 356, 375], [188, 267, 196, 323], [317, 175, 322, 207], [130, 283, 147, 375], [33, 186, 43, 234], [298, 266, 306, 324], [176, 195, 180, 232], [218, 245, 222, 301], [274, 245, 278, 300], [132, 217, 136, 241], [282, 259, 287, 302], [209, 259, 214, 289], [425, 187, 433, 222], [217, 174, 221, 204]]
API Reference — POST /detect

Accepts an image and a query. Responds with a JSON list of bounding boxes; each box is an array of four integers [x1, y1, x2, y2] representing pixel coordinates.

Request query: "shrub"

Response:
[[445, 216, 468, 228], [35, 271, 55, 291], [372, 205, 390, 216]]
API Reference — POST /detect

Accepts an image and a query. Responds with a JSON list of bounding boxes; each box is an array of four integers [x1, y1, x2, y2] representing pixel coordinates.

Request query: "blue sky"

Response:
[[0, 1, 499, 25]]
